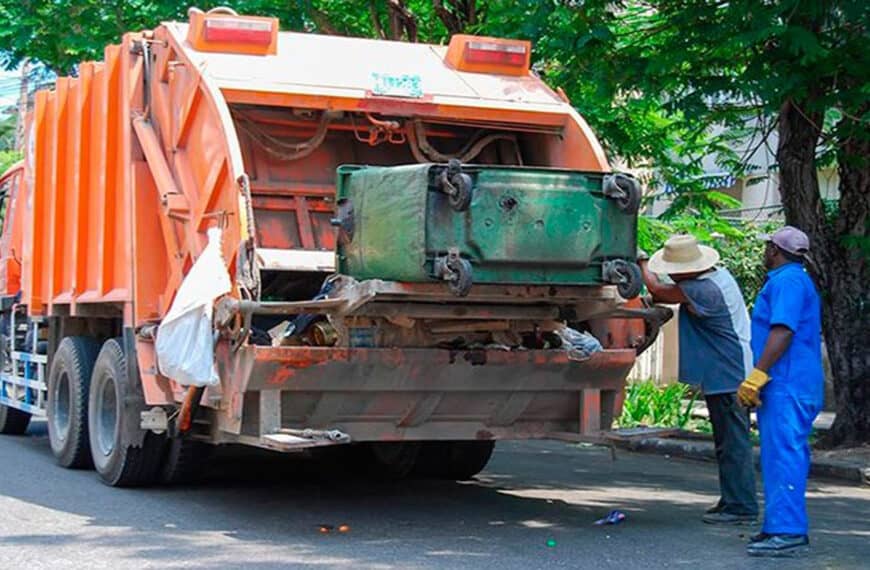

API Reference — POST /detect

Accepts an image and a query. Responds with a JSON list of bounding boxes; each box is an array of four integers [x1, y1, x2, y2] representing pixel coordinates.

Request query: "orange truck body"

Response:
[[0, 9, 657, 481]]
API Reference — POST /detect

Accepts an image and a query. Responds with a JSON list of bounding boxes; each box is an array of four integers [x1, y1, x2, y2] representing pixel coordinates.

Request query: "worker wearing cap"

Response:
[[639, 235, 758, 525], [740, 226, 823, 557]]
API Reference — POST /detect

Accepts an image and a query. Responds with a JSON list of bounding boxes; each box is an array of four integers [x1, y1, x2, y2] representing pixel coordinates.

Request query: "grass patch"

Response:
[[617, 380, 766, 445], [617, 380, 697, 430]]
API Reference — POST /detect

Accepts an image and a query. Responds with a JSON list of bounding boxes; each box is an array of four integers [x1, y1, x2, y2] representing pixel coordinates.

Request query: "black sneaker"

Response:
[[746, 534, 810, 557], [702, 512, 758, 525], [705, 500, 725, 514], [749, 532, 771, 543]]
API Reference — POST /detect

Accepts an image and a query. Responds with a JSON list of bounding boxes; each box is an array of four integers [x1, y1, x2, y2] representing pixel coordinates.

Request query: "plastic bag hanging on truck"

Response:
[[156, 227, 231, 387]]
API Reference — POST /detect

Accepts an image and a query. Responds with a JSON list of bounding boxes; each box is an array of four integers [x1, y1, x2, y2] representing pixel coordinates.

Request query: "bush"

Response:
[[0, 150, 22, 176], [617, 379, 697, 429]]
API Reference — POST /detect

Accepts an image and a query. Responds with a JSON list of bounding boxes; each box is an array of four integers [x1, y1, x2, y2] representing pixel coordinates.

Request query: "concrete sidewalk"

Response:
[[689, 400, 836, 430], [611, 429, 869, 485]]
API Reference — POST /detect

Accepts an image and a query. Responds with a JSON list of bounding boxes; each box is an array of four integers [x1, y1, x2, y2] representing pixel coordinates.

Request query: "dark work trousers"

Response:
[[705, 393, 758, 516]]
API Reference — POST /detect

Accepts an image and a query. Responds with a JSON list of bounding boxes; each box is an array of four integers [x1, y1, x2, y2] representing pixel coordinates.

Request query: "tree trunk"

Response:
[[433, 1, 478, 35], [827, 103, 870, 445], [776, 99, 870, 446], [387, 0, 418, 42]]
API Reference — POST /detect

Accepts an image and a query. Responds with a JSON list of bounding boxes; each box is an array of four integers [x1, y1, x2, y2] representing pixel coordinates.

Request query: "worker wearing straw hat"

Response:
[[639, 235, 758, 524]]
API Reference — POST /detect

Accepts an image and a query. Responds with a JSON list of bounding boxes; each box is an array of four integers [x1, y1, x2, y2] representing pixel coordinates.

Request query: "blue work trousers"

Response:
[[757, 393, 820, 536]]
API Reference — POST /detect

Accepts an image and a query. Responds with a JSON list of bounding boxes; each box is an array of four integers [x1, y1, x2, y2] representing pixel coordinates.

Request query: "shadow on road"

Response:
[[0, 422, 867, 569]]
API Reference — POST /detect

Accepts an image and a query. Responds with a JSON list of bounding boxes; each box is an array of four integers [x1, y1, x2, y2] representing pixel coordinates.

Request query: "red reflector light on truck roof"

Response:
[[464, 41, 527, 66], [204, 18, 273, 45], [187, 7, 278, 56], [445, 35, 531, 76]]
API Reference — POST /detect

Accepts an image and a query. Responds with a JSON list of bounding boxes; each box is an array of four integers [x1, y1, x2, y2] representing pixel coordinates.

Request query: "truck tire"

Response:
[[413, 440, 495, 480], [0, 404, 31, 435], [47, 336, 100, 468], [88, 339, 163, 487], [159, 437, 212, 485], [363, 442, 420, 479]]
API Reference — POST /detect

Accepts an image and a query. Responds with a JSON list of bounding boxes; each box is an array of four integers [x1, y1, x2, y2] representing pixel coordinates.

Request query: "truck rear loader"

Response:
[[0, 7, 667, 486]]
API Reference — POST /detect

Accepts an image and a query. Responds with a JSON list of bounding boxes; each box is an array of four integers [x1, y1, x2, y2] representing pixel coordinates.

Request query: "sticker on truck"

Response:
[[370, 73, 423, 98]]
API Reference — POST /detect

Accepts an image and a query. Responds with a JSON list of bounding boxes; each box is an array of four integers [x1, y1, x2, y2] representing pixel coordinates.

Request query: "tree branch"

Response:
[[369, 0, 386, 39], [433, 0, 463, 35], [306, 2, 340, 35], [387, 0, 418, 42]]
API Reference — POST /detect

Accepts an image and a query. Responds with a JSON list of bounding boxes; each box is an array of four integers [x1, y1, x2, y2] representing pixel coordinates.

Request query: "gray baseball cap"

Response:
[[760, 226, 810, 256]]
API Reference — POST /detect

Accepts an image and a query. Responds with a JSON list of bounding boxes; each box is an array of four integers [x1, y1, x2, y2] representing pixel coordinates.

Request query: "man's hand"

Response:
[[737, 368, 770, 407]]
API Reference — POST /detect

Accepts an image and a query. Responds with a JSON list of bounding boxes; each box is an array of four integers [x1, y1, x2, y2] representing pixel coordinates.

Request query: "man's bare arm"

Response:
[[754, 325, 794, 373], [638, 260, 689, 304]]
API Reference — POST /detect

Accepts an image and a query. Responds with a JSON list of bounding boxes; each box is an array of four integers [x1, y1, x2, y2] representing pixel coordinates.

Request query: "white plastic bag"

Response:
[[156, 227, 232, 387]]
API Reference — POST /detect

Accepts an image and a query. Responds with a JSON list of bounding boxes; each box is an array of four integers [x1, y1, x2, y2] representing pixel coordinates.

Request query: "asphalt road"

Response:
[[0, 421, 867, 570]]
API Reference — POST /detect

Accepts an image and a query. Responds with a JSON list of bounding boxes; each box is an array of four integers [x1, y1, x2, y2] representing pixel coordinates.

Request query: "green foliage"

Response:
[[0, 150, 21, 175], [714, 221, 780, 304], [640, 214, 778, 303], [0, 1, 316, 74], [637, 216, 673, 255], [0, 113, 16, 151], [617, 380, 697, 430], [0, 1, 460, 74]]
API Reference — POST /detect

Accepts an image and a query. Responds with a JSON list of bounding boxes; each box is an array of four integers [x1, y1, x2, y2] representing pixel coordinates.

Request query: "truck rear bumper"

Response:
[[217, 346, 634, 445]]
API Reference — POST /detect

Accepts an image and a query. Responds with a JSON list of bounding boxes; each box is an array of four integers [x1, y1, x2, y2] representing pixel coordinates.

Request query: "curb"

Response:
[[614, 437, 869, 486]]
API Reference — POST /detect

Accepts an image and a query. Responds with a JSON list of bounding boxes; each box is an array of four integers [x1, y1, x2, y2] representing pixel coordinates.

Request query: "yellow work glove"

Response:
[[737, 368, 770, 407]]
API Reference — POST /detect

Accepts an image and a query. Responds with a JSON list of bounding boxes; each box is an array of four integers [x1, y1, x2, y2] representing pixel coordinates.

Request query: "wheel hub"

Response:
[[52, 371, 71, 442], [96, 376, 118, 456]]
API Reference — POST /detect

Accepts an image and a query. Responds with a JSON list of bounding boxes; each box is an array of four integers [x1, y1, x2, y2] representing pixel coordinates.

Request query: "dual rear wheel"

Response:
[[0, 403, 31, 435], [47, 336, 207, 487]]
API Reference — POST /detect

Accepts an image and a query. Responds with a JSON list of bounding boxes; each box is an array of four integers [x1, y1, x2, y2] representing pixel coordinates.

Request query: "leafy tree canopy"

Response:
[[0, 1, 866, 443]]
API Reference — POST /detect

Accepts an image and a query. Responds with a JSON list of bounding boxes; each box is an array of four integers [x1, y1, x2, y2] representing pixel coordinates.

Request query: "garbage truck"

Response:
[[0, 7, 669, 486]]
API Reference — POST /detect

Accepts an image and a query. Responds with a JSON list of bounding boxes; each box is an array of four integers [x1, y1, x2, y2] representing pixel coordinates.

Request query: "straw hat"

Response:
[[647, 235, 720, 275]]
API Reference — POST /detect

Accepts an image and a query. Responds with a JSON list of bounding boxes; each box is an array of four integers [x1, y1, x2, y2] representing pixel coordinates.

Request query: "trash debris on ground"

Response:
[[318, 523, 350, 534], [594, 510, 626, 525]]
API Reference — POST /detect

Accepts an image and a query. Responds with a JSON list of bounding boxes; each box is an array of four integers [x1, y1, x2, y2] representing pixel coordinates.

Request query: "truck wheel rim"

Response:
[[95, 377, 118, 456], [52, 371, 71, 443]]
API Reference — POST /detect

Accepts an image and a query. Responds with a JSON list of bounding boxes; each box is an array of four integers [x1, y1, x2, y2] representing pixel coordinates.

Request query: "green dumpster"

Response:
[[334, 161, 642, 297]]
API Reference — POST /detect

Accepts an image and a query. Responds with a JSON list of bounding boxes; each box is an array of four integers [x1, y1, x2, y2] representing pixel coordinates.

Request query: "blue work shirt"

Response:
[[677, 267, 753, 395], [750, 262, 824, 404]]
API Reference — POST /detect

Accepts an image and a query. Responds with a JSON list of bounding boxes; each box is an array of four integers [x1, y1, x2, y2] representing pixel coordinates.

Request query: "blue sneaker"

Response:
[[746, 534, 809, 557]]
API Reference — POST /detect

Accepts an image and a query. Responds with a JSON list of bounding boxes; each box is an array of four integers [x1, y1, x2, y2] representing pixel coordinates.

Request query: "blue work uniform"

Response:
[[751, 262, 823, 536]]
